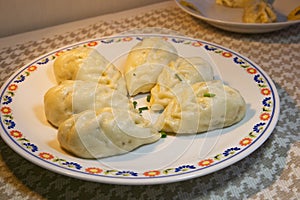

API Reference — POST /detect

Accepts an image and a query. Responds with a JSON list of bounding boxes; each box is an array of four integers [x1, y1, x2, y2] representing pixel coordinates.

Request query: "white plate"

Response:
[[0, 34, 279, 185], [175, 0, 300, 33]]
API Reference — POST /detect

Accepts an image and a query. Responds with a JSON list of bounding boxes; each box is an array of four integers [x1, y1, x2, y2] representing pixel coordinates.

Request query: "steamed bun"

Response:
[[150, 57, 214, 111], [44, 80, 130, 127], [216, 0, 251, 8], [57, 108, 161, 158], [155, 80, 246, 134], [243, 1, 277, 23], [53, 46, 127, 94], [124, 38, 178, 96]]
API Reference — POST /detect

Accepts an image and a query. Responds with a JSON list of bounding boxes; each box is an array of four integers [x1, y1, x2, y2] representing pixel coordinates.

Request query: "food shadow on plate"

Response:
[[47, 138, 68, 155], [33, 104, 54, 127], [46, 62, 57, 85]]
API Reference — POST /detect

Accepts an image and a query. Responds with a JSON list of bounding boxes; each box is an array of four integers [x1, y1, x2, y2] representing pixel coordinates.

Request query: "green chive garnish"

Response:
[[160, 131, 167, 138], [133, 101, 138, 109], [203, 93, 216, 97], [146, 94, 151, 102], [175, 73, 182, 81], [138, 106, 149, 113]]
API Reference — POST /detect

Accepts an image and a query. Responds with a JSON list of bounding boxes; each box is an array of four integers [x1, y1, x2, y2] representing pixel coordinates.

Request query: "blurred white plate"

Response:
[[175, 0, 300, 33], [0, 34, 279, 185]]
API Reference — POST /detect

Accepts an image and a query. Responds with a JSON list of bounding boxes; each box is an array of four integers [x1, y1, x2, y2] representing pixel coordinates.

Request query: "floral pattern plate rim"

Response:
[[0, 34, 279, 185], [175, 0, 300, 33]]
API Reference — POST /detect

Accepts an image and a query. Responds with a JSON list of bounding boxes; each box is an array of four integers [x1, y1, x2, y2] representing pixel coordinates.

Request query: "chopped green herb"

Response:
[[146, 94, 151, 102], [133, 101, 138, 109], [138, 106, 149, 113], [175, 73, 182, 81], [160, 131, 167, 138], [203, 93, 216, 97]]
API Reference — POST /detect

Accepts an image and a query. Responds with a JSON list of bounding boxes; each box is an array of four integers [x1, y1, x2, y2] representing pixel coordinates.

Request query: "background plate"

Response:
[[175, 0, 300, 33], [0, 34, 279, 185]]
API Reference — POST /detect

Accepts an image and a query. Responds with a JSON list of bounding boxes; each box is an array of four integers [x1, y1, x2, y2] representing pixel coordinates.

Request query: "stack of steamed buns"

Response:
[[44, 37, 246, 159]]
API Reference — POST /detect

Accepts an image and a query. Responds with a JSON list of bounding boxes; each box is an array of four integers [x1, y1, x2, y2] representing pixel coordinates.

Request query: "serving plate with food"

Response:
[[175, 0, 300, 33], [0, 34, 279, 185]]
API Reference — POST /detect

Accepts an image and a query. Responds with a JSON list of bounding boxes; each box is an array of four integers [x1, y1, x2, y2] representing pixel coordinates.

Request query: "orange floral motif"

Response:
[[39, 152, 54, 160], [85, 167, 103, 174], [123, 37, 133, 42], [10, 130, 22, 138], [247, 68, 257, 74], [143, 170, 160, 177], [261, 88, 271, 96], [239, 138, 252, 146], [192, 41, 203, 47], [87, 41, 98, 47], [55, 51, 64, 56], [27, 65, 37, 72], [198, 159, 214, 167], [222, 52, 232, 58], [260, 113, 271, 121], [8, 84, 18, 91], [1, 106, 11, 114]]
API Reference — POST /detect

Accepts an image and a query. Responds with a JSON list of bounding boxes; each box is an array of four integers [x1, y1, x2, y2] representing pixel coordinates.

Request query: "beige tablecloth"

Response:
[[0, 1, 299, 199]]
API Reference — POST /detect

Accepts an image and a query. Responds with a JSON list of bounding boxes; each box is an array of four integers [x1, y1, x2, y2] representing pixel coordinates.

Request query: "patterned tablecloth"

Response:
[[0, 1, 299, 199]]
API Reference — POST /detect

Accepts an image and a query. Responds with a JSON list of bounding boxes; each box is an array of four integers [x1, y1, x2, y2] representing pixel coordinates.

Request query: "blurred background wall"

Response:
[[0, 0, 167, 37]]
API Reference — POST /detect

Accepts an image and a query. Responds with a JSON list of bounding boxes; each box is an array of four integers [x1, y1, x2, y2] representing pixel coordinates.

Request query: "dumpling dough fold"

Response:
[[57, 108, 161, 158], [243, 1, 277, 23], [150, 57, 214, 111], [216, 0, 252, 8], [155, 80, 246, 134], [124, 37, 178, 96], [44, 80, 130, 127], [53, 46, 127, 94]]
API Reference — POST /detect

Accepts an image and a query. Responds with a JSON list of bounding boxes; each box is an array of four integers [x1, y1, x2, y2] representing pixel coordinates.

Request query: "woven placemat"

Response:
[[0, 2, 299, 199]]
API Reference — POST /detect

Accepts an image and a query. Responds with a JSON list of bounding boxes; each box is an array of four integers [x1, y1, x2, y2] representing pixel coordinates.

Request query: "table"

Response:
[[0, 1, 299, 199]]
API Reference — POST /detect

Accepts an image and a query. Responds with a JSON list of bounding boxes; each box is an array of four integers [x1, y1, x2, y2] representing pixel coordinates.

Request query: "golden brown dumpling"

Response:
[[57, 108, 161, 158], [44, 80, 130, 127], [216, 0, 252, 8], [150, 57, 214, 111], [155, 80, 246, 134], [53, 46, 127, 94], [288, 6, 300, 21], [243, 1, 277, 23], [124, 38, 178, 96]]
